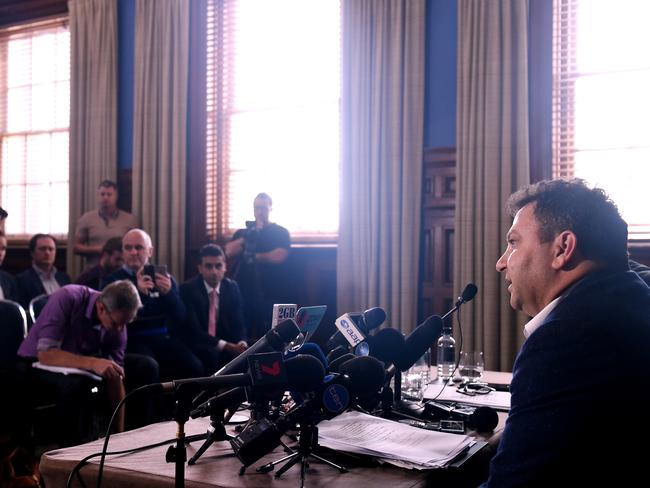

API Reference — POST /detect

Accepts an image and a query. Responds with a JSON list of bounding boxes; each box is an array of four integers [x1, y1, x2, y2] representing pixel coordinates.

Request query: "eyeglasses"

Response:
[[456, 382, 495, 396], [105, 311, 135, 329]]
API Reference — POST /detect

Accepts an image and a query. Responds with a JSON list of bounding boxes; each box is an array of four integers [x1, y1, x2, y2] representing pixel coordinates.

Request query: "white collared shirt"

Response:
[[34, 264, 61, 296], [523, 295, 562, 339]]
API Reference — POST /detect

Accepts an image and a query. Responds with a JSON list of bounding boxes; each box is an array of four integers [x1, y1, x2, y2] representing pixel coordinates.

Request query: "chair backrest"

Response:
[[0, 299, 27, 369], [29, 293, 49, 325]]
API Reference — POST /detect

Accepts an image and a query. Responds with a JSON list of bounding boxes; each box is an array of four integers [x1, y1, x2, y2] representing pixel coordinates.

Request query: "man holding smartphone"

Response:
[[101, 229, 203, 382]]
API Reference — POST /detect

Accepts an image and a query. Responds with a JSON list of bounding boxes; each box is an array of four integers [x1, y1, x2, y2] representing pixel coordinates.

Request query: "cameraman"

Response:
[[225, 193, 290, 342]]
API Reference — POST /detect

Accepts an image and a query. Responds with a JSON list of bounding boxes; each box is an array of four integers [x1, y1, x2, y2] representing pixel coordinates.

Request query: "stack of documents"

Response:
[[317, 411, 474, 469]]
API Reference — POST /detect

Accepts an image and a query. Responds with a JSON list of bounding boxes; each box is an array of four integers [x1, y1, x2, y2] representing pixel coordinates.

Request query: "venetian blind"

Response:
[[205, 0, 341, 241], [0, 17, 70, 238], [552, 0, 650, 238]]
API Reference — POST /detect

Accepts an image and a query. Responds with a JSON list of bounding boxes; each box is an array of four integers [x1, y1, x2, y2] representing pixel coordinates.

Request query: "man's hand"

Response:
[[90, 357, 125, 380], [154, 272, 172, 295], [136, 267, 155, 295], [224, 341, 248, 355]]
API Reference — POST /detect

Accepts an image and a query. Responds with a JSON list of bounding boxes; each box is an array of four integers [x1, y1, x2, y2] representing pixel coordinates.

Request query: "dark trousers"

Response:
[[123, 353, 160, 430]]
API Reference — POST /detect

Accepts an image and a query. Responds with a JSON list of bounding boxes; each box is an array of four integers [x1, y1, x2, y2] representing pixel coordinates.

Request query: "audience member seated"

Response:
[[74, 180, 138, 267], [75, 236, 124, 290], [16, 234, 71, 309], [101, 229, 203, 382], [0, 234, 19, 301], [179, 244, 248, 374], [630, 259, 650, 286], [16, 281, 142, 447]]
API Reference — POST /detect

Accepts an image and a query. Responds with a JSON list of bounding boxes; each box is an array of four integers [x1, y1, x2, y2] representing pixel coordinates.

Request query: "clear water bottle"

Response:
[[436, 327, 456, 380]]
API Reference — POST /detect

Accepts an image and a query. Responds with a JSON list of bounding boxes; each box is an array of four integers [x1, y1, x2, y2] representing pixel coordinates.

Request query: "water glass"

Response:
[[402, 350, 431, 401], [459, 351, 484, 382]]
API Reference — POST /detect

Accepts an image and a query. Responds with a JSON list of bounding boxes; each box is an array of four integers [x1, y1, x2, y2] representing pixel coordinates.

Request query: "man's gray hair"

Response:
[[100, 280, 142, 313]]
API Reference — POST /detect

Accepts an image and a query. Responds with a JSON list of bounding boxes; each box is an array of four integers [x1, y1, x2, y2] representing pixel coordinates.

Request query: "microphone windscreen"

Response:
[[367, 328, 405, 364], [326, 345, 348, 364], [469, 406, 498, 433], [338, 356, 386, 397], [274, 318, 301, 343], [329, 353, 356, 373], [394, 315, 443, 371], [461, 283, 478, 303], [286, 342, 328, 370], [285, 354, 326, 392], [362, 307, 387, 332]]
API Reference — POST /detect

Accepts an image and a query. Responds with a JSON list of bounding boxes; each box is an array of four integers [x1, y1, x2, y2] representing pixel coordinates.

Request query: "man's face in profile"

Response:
[[496, 203, 556, 317]]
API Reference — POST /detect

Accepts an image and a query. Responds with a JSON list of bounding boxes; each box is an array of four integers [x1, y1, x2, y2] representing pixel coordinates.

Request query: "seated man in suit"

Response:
[[484, 179, 650, 487], [16, 234, 71, 308], [0, 233, 19, 301], [180, 244, 248, 374], [17, 281, 141, 446], [102, 228, 203, 382], [76, 236, 124, 290]]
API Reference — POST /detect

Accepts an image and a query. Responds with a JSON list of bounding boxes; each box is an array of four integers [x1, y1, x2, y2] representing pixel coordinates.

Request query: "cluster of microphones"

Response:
[[154, 283, 494, 469]]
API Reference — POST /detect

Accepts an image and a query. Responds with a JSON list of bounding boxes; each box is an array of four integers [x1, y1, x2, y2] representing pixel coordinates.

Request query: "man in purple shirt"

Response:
[[18, 281, 141, 446]]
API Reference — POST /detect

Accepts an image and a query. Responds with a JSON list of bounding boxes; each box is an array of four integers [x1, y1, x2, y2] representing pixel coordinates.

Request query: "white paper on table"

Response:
[[318, 410, 473, 468]]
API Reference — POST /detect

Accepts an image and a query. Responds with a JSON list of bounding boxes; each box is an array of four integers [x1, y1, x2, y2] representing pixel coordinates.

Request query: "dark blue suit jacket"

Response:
[[15, 267, 71, 309], [485, 269, 650, 487], [179, 275, 246, 347], [0, 270, 19, 302]]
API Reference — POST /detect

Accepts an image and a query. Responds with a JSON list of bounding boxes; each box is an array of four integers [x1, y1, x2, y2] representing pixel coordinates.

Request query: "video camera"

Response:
[[242, 220, 258, 265]]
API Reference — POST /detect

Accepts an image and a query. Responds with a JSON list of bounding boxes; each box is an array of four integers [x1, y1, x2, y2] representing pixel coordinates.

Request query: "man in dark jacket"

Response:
[[484, 179, 650, 487], [16, 234, 71, 308], [179, 244, 247, 374]]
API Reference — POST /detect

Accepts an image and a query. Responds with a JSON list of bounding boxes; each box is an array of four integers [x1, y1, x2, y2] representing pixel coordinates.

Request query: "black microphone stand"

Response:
[[164, 386, 195, 488], [186, 406, 234, 466], [256, 420, 347, 488]]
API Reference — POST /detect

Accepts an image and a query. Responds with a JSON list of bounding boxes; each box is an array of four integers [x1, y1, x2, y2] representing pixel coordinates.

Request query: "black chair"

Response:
[[0, 300, 27, 370], [28, 294, 48, 327], [0, 300, 28, 442]]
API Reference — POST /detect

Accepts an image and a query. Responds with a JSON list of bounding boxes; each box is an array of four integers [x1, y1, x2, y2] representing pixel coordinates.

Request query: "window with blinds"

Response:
[[205, 0, 341, 242], [0, 18, 70, 238], [552, 0, 650, 239]]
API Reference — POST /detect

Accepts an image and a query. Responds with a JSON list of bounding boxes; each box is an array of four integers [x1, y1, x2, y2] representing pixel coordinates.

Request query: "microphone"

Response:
[[393, 315, 444, 371], [328, 353, 356, 373], [191, 354, 326, 418], [366, 328, 406, 364], [441, 283, 478, 320], [160, 352, 287, 395], [285, 342, 328, 370], [230, 355, 386, 467], [214, 318, 300, 376], [326, 345, 348, 364], [325, 307, 386, 351]]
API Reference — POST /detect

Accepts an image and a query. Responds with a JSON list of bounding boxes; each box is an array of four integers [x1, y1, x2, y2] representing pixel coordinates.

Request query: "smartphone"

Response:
[[440, 419, 465, 434], [143, 264, 168, 280]]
